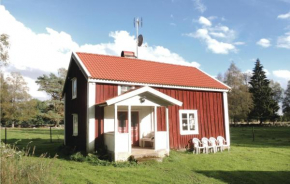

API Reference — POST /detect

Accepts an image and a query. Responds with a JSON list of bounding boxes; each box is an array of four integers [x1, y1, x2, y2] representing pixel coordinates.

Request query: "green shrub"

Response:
[[70, 152, 86, 162]]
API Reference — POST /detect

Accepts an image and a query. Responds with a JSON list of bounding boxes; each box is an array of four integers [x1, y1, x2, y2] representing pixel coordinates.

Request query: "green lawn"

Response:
[[1, 127, 290, 184]]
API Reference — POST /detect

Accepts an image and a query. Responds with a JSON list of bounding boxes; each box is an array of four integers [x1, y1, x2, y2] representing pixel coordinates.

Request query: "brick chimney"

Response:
[[121, 51, 136, 58]]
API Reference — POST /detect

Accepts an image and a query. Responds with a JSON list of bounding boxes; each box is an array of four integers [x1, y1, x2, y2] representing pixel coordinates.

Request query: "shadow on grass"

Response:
[[196, 170, 290, 184], [2, 138, 68, 159], [230, 127, 290, 148]]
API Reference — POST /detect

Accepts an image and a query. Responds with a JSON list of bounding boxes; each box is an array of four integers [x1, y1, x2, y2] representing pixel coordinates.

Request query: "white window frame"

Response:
[[72, 78, 77, 99], [118, 85, 135, 95], [72, 114, 78, 136], [179, 110, 199, 135]]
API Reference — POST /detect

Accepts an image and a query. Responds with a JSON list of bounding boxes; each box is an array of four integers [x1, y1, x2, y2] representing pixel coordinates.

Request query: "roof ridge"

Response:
[[76, 52, 198, 69]]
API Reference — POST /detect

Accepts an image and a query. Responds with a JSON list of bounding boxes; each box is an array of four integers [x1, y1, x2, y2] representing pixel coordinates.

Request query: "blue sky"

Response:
[[0, 0, 290, 99]]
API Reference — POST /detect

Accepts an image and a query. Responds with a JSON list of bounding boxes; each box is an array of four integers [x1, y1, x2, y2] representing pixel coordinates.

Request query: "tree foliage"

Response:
[[248, 59, 279, 124], [282, 81, 290, 120], [36, 68, 67, 126], [223, 62, 253, 123], [1, 72, 35, 126], [0, 34, 9, 66]]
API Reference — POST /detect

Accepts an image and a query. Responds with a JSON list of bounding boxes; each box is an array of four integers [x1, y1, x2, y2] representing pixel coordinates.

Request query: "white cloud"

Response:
[[277, 32, 290, 49], [273, 70, 290, 80], [0, 5, 200, 99], [209, 32, 225, 38], [264, 68, 271, 76], [198, 16, 211, 26], [192, 0, 207, 13], [186, 29, 236, 54], [185, 19, 239, 54], [234, 42, 245, 45], [277, 12, 290, 19], [170, 23, 176, 26], [256, 38, 271, 48]]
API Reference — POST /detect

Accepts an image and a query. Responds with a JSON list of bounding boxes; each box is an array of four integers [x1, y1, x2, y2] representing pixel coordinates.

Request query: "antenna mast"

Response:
[[134, 17, 143, 58]]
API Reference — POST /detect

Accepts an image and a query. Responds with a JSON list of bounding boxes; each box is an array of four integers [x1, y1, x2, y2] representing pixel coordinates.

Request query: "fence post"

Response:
[[50, 126, 52, 143], [252, 126, 255, 141], [5, 127, 7, 144]]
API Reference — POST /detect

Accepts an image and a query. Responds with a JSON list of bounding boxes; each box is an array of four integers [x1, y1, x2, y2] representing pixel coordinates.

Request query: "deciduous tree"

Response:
[[0, 34, 9, 66], [36, 68, 67, 126], [223, 62, 253, 123]]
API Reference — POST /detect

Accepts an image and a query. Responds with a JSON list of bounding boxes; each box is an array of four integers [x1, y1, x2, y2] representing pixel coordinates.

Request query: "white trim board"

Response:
[[72, 52, 91, 78], [88, 79, 230, 93], [102, 86, 183, 107]]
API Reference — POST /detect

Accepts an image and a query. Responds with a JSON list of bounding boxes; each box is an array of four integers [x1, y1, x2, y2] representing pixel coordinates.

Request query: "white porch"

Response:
[[99, 86, 182, 161]]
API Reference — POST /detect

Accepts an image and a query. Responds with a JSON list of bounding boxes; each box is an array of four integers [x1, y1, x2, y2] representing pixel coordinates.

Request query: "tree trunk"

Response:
[[259, 119, 263, 125], [12, 122, 14, 128]]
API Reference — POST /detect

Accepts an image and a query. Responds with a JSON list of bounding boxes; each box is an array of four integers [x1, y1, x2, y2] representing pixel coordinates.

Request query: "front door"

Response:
[[117, 111, 139, 146], [131, 112, 139, 146]]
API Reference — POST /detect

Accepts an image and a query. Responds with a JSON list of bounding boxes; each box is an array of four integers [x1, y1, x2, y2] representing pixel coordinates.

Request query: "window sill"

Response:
[[180, 131, 199, 135]]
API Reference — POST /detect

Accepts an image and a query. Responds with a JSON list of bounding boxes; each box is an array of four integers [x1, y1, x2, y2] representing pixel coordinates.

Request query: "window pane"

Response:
[[131, 112, 138, 127], [118, 113, 127, 127], [189, 113, 195, 130], [182, 113, 187, 119], [182, 119, 188, 131]]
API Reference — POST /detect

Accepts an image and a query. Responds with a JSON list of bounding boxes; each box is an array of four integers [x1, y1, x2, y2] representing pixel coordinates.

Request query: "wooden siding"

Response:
[[155, 87, 225, 149], [64, 58, 88, 150], [93, 84, 226, 150], [95, 83, 118, 149]]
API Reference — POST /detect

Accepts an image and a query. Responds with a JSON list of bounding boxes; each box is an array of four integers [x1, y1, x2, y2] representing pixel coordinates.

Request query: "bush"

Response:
[[70, 152, 86, 162], [69, 152, 137, 167], [0, 142, 58, 184]]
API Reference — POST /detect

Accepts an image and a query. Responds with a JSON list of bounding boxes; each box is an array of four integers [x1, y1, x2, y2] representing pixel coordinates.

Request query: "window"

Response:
[[72, 114, 78, 136], [179, 110, 198, 135], [118, 85, 135, 95], [72, 78, 77, 99]]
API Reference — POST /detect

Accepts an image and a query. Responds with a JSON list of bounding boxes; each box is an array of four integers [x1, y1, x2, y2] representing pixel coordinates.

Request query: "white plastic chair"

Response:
[[201, 137, 214, 154], [217, 136, 229, 152], [209, 137, 220, 153], [192, 138, 205, 154]]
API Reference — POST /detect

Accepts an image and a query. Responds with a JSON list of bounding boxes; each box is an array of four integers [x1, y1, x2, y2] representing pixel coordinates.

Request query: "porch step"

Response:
[[130, 149, 168, 163]]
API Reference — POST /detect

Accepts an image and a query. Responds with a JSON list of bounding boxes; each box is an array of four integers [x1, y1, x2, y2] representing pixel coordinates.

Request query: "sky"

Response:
[[0, 0, 290, 100]]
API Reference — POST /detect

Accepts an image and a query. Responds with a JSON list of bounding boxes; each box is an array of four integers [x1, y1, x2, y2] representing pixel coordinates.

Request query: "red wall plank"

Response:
[[154, 87, 226, 149]]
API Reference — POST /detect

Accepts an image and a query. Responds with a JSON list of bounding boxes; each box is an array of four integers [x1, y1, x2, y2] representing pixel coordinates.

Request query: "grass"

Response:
[[1, 127, 290, 184]]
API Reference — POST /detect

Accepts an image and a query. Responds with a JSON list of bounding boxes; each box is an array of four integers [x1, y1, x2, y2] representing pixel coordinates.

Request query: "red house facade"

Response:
[[63, 52, 230, 161]]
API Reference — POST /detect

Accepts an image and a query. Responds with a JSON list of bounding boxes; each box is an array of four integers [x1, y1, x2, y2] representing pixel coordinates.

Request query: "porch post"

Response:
[[165, 107, 170, 152], [114, 104, 118, 161], [128, 105, 132, 154], [223, 92, 230, 146], [154, 106, 157, 151]]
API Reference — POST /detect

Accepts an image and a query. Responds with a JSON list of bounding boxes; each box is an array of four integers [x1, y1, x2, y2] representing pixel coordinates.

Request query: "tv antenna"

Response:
[[134, 17, 143, 58]]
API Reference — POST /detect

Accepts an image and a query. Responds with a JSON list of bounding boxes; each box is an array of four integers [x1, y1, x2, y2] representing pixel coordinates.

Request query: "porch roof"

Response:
[[96, 86, 183, 107]]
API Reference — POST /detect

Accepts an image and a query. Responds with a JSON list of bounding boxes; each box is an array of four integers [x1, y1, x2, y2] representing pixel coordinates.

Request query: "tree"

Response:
[[0, 34, 9, 66], [36, 68, 67, 126], [282, 81, 290, 120], [223, 62, 252, 123], [248, 59, 279, 124], [269, 80, 283, 103], [2, 72, 31, 127]]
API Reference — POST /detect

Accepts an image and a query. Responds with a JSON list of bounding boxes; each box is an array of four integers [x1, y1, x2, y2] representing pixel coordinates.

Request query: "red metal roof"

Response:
[[76, 52, 229, 90]]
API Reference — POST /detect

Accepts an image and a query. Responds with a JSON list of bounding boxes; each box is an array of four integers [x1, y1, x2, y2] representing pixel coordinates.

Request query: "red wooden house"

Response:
[[62, 51, 231, 161]]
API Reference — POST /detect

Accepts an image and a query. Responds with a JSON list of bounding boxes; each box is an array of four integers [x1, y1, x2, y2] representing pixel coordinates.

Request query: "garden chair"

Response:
[[217, 136, 229, 152], [209, 137, 220, 153], [192, 138, 205, 154], [201, 137, 215, 154]]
